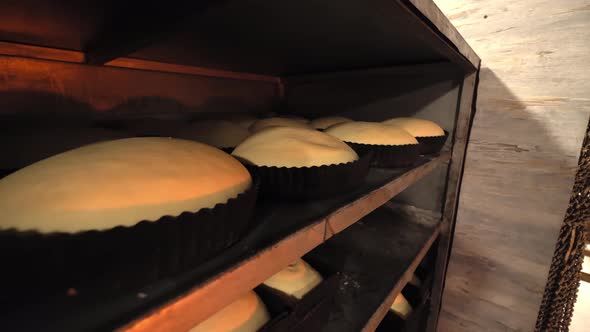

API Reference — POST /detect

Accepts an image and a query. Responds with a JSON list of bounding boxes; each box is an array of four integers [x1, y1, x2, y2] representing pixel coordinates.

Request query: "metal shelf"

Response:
[[119, 153, 450, 332], [306, 205, 441, 332], [2, 153, 449, 332]]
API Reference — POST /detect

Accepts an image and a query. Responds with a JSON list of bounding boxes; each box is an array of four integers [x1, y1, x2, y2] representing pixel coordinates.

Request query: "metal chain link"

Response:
[[535, 120, 590, 332]]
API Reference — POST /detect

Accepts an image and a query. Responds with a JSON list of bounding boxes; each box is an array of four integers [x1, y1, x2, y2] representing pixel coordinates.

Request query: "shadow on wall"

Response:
[[438, 67, 589, 332]]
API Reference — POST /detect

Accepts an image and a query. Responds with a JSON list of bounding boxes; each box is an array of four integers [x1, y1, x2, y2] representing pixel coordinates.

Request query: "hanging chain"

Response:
[[535, 120, 590, 332]]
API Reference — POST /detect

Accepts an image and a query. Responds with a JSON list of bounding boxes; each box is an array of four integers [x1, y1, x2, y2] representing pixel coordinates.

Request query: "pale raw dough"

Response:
[[226, 114, 259, 129], [249, 117, 312, 133], [232, 127, 358, 167], [177, 120, 251, 148], [235, 118, 258, 129], [0, 127, 127, 170], [382, 118, 445, 137], [0, 138, 252, 233], [263, 259, 323, 299], [390, 294, 412, 319], [189, 291, 270, 332], [325, 121, 418, 146], [310, 116, 353, 130]]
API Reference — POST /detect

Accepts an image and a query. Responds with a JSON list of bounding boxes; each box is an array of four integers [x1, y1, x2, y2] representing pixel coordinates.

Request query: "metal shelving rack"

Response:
[[0, 0, 480, 331]]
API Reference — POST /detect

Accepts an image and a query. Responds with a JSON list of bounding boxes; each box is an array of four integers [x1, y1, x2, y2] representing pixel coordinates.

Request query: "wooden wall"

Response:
[[0, 56, 278, 122], [0, 55, 279, 172], [433, 1, 590, 331]]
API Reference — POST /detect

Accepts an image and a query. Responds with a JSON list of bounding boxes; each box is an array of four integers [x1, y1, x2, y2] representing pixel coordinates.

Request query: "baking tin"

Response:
[[415, 131, 449, 155], [0, 182, 258, 305], [220, 147, 235, 154], [243, 153, 371, 200], [346, 142, 420, 168]]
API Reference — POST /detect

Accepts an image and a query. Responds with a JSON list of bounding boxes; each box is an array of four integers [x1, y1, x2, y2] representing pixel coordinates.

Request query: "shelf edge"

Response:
[[118, 153, 450, 332], [120, 221, 326, 332], [404, 0, 481, 69], [0, 41, 279, 83], [361, 221, 443, 332], [394, 0, 479, 72], [326, 152, 450, 238]]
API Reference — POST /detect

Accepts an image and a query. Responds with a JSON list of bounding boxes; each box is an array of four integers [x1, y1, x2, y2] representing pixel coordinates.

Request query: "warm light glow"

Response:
[[0, 138, 252, 233], [188, 292, 270, 332]]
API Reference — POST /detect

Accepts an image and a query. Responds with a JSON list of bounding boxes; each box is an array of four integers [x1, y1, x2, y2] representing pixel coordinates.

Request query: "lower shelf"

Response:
[[305, 205, 441, 332], [1, 155, 447, 332], [376, 299, 431, 332]]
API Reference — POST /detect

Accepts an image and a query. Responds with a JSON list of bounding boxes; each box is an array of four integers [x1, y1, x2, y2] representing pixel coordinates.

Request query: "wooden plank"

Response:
[[0, 41, 279, 82], [0, 41, 85, 63], [0, 55, 277, 116], [570, 277, 590, 331], [393, 0, 477, 73], [117, 156, 449, 332], [326, 152, 451, 237], [426, 71, 478, 331], [433, 1, 590, 331], [0, 0, 102, 51], [404, 0, 480, 69], [121, 221, 326, 332], [106, 58, 279, 83]]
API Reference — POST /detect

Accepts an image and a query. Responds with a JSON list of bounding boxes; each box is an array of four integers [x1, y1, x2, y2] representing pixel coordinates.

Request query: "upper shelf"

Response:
[[0, 0, 478, 76]]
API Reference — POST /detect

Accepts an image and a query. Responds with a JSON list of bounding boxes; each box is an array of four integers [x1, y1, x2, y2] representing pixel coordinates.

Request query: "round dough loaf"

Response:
[[225, 114, 259, 129], [390, 294, 412, 319], [0, 138, 252, 233], [382, 118, 445, 137], [232, 127, 358, 167], [0, 127, 127, 170], [249, 117, 312, 133], [235, 118, 258, 129], [310, 116, 353, 130], [177, 120, 251, 148], [189, 291, 270, 332], [325, 121, 418, 146], [263, 259, 323, 299]]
